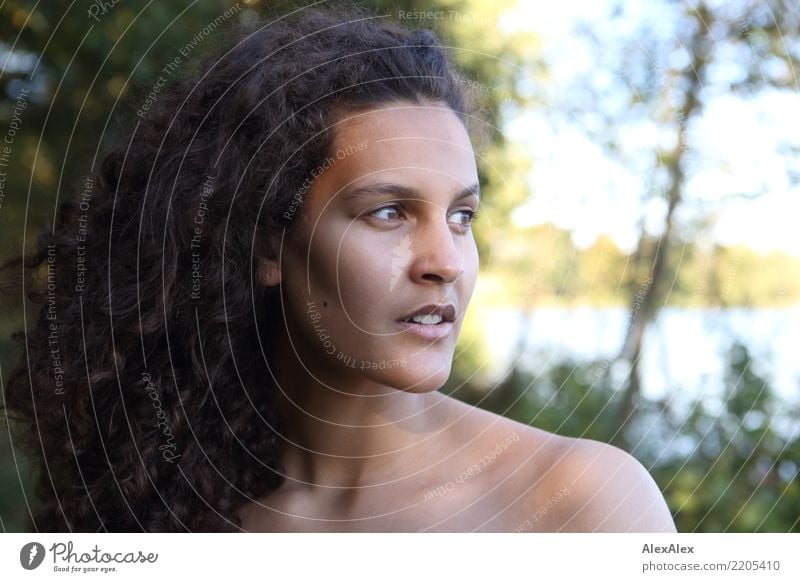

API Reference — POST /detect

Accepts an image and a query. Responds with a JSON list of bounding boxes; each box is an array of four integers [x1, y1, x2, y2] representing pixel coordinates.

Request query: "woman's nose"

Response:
[[407, 215, 466, 285]]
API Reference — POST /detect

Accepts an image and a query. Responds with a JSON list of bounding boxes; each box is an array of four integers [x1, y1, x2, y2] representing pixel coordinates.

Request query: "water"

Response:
[[483, 306, 800, 406]]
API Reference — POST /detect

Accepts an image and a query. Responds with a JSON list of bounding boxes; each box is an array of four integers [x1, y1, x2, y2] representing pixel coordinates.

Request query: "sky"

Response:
[[497, 0, 800, 257]]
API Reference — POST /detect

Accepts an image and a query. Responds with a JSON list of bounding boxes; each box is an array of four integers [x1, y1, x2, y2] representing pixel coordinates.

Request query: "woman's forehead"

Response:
[[331, 102, 473, 152], [325, 105, 476, 185]]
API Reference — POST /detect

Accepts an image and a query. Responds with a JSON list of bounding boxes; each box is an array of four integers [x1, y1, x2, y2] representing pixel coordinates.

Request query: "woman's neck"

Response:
[[268, 330, 453, 490]]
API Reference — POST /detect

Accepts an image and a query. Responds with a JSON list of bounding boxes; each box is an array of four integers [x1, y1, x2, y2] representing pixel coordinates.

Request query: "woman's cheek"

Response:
[[339, 264, 393, 333], [340, 231, 398, 292]]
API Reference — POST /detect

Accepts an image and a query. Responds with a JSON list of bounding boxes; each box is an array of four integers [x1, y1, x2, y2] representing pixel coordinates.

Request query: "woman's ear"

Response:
[[258, 257, 281, 287], [256, 229, 282, 287]]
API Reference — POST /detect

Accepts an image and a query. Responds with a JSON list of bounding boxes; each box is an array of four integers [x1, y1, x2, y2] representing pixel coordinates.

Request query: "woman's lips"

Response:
[[394, 319, 454, 340]]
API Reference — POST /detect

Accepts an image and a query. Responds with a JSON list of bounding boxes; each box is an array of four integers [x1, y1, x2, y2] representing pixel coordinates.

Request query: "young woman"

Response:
[[1, 7, 676, 533]]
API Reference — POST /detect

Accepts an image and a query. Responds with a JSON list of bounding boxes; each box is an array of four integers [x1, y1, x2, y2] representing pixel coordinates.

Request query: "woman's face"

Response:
[[271, 100, 480, 393]]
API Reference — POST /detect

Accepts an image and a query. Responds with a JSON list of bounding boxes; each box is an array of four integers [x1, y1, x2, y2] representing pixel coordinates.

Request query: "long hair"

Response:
[[0, 6, 471, 531]]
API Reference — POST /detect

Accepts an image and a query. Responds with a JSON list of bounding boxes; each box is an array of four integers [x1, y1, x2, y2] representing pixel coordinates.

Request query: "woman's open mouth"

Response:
[[395, 318, 454, 340], [395, 304, 456, 340]]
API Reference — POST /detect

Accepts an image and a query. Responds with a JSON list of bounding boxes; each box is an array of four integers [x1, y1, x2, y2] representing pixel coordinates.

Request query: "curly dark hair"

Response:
[[0, 6, 474, 531]]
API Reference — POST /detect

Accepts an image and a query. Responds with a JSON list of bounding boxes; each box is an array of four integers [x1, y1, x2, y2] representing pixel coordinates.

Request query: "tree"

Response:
[[557, 1, 800, 446]]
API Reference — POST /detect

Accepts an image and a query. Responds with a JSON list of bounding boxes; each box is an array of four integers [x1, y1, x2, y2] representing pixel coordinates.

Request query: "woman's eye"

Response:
[[449, 209, 479, 227], [365, 205, 479, 227], [367, 205, 403, 221]]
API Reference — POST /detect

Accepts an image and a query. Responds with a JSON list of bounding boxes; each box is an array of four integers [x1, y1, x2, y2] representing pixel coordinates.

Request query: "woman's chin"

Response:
[[370, 361, 453, 394]]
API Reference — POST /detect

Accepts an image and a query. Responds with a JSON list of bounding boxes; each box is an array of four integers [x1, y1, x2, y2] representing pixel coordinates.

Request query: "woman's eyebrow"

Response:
[[340, 182, 481, 202]]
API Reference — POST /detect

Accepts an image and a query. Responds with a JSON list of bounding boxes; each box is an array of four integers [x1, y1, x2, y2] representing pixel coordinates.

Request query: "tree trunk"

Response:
[[614, 3, 711, 447]]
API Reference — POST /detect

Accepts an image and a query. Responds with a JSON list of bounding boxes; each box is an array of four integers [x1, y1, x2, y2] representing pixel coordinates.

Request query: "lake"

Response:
[[482, 306, 800, 407]]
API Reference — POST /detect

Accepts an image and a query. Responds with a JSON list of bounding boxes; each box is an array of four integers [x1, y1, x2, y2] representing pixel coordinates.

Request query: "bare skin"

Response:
[[237, 396, 676, 532], [237, 101, 677, 533]]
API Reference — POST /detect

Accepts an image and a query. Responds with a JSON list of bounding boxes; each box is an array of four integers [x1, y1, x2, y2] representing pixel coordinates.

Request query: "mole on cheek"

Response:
[[323, 301, 327, 307]]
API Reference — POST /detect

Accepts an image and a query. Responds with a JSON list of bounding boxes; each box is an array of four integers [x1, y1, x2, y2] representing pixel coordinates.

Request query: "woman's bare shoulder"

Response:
[[534, 435, 678, 532], [442, 398, 677, 532]]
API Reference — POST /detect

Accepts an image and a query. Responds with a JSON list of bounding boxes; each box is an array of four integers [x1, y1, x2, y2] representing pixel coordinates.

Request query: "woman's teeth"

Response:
[[409, 314, 443, 325]]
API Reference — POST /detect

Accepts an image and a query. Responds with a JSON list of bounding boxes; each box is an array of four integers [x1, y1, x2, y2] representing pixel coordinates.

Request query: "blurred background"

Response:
[[1, 0, 798, 532]]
